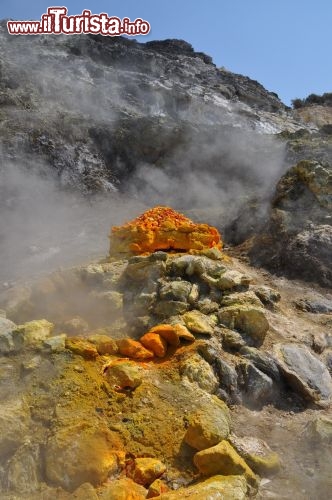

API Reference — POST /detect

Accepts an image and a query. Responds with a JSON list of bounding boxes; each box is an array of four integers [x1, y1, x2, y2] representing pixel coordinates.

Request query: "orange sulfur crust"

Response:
[[109, 206, 222, 255]]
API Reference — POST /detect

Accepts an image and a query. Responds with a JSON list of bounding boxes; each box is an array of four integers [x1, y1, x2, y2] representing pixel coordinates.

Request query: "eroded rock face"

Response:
[[251, 160, 332, 287]]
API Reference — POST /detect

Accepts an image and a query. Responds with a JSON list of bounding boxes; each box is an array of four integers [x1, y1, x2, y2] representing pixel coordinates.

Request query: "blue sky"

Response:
[[1, 0, 331, 106]]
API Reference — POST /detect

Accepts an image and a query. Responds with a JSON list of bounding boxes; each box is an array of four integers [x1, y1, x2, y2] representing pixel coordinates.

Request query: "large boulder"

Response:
[[14, 319, 54, 348], [274, 343, 332, 406], [229, 435, 281, 476], [183, 310, 215, 335], [181, 354, 219, 393], [237, 361, 275, 407], [45, 423, 124, 491], [184, 404, 230, 450], [193, 440, 257, 487], [218, 306, 269, 344]]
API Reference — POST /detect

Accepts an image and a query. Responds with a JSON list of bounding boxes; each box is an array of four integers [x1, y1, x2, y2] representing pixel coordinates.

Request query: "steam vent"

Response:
[[109, 206, 222, 255]]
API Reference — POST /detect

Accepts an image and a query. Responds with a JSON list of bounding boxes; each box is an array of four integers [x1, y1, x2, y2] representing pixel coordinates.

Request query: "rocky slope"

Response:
[[0, 242, 332, 499]]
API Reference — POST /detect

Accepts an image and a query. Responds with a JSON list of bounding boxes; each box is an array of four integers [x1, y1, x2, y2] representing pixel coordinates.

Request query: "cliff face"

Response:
[[0, 23, 309, 196]]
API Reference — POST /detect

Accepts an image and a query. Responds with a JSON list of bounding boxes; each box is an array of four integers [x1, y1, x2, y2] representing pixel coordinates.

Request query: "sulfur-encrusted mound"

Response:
[[109, 206, 222, 255]]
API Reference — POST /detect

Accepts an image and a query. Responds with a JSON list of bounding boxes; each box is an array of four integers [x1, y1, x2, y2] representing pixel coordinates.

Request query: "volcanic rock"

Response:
[[158, 475, 248, 499], [193, 440, 257, 487], [229, 435, 281, 476], [71, 482, 99, 499], [181, 353, 219, 393], [98, 477, 147, 500], [218, 306, 269, 344], [43, 334, 67, 353], [184, 405, 230, 450], [183, 310, 215, 335], [117, 338, 154, 359], [131, 457, 167, 486], [140, 332, 168, 358], [103, 360, 143, 390], [251, 160, 332, 287], [307, 415, 332, 444], [237, 361, 275, 407], [45, 423, 123, 491], [5, 444, 40, 494], [65, 337, 98, 360], [14, 319, 54, 348], [0, 317, 17, 353], [87, 333, 118, 355], [0, 399, 30, 458], [274, 343, 332, 406], [147, 478, 170, 497]]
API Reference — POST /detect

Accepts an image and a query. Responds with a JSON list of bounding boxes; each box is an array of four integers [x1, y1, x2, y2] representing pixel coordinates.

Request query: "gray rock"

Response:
[[197, 298, 220, 315], [218, 305, 269, 345], [238, 361, 275, 407], [253, 286, 281, 307], [239, 346, 281, 382], [295, 297, 332, 314], [311, 332, 332, 354], [43, 334, 67, 352], [125, 259, 166, 283], [181, 354, 219, 393], [307, 415, 332, 443], [198, 344, 240, 403], [81, 261, 127, 288], [184, 405, 230, 450], [324, 349, 332, 375], [274, 343, 332, 406], [228, 435, 281, 476], [169, 255, 226, 279], [132, 292, 157, 314], [0, 399, 30, 458], [220, 290, 263, 308], [159, 280, 193, 303], [0, 318, 17, 354], [216, 270, 251, 290], [5, 444, 40, 493], [250, 161, 332, 288], [154, 300, 189, 317], [183, 310, 215, 335], [221, 328, 247, 351]]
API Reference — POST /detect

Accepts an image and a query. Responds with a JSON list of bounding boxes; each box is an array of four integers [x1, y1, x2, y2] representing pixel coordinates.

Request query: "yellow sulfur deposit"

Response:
[[110, 206, 222, 255]]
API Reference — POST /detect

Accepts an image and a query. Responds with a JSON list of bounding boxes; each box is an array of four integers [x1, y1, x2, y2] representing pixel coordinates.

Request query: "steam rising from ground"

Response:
[[0, 29, 286, 284]]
